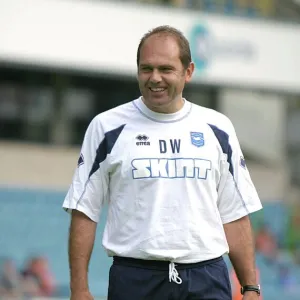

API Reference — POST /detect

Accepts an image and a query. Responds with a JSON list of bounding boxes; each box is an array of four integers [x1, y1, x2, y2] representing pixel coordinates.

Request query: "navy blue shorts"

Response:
[[107, 256, 232, 300]]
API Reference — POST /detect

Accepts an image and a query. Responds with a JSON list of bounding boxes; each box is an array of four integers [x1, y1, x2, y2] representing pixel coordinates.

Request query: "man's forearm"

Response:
[[69, 210, 97, 293], [223, 215, 257, 286]]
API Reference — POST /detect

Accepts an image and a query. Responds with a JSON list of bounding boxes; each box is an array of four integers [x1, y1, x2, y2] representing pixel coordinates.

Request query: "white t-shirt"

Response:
[[63, 97, 262, 263]]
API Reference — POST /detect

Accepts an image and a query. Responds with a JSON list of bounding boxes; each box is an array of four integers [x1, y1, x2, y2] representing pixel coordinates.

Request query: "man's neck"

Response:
[[142, 97, 184, 114]]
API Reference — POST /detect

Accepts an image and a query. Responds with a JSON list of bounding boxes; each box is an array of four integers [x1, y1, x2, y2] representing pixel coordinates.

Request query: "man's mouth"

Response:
[[149, 87, 166, 92]]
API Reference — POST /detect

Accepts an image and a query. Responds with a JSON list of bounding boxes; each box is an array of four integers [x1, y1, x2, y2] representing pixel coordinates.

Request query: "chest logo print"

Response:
[[190, 132, 204, 148], [136, 134, 150, 146]]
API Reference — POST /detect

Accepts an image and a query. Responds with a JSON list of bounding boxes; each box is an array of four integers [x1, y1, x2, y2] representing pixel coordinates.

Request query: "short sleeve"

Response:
[[62, 117, 109, 223], [214, 121, 263, 224]]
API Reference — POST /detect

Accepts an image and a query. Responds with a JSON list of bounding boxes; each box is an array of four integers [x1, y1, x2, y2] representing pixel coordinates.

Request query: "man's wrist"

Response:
[[70, 284, 89, 294], [243, 290, 260, 296]]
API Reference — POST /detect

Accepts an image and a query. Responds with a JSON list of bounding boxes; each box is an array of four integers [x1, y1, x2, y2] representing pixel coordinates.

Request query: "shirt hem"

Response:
[[105, 250, 229, 264]]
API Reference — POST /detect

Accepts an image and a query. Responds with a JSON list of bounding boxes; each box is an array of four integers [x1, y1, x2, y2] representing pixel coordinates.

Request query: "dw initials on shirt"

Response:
[[131, 158, 212, 179]]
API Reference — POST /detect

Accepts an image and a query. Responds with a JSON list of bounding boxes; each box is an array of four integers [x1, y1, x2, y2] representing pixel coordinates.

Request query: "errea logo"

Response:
[[136, 134, 150, 146]]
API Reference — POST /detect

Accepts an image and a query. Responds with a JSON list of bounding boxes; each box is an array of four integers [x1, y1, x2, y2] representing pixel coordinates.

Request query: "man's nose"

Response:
[[149, 69, 162, 84]]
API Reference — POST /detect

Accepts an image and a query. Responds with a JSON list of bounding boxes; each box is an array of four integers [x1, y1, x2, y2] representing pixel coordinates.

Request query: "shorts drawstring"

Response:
[[169, 261, 182, 284]]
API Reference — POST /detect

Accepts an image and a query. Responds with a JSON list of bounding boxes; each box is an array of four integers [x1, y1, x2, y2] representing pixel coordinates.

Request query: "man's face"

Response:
[[137, 34, 194, 112]]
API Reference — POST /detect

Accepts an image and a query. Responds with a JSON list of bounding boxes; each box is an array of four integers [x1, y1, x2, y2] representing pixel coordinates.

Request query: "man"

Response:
[[63, 25, 263, 300]]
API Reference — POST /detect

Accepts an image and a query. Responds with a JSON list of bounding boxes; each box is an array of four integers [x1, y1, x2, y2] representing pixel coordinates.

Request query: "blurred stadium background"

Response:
[[0, 0, 300, 299]]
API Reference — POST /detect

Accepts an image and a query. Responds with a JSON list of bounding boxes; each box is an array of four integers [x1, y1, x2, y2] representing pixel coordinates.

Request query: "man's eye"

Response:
[[141, 67, 152, 72], [161, 67, 172, 72]]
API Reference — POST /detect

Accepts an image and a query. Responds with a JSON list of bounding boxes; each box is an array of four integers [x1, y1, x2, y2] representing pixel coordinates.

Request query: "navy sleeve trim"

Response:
[[89, 124, 126, 177], [208, 124, 234, 177]]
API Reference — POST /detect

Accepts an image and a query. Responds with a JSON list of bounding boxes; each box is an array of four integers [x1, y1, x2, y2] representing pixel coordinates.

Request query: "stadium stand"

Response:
[[1, 187, 300, 299]]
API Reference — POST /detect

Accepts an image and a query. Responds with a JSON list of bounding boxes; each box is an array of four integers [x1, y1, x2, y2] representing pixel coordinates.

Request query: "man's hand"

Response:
[[71, 290, 94, 300], [242, 291, 260, 300]]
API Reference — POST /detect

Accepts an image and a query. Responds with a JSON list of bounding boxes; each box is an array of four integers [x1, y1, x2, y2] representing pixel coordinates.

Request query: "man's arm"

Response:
[[215, 118, 262, 298], [69, 209, 97, 297], [223, 215, 257, 286], [63, 117, 110, 299]]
